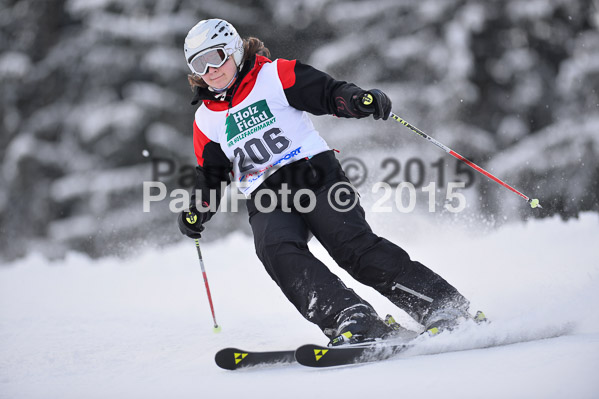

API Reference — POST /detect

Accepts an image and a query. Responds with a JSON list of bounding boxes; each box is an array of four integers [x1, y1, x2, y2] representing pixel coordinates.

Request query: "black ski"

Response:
[[294, 341, 412, 368], [215, 340, 413, 370], [214, 347, 296, 370]]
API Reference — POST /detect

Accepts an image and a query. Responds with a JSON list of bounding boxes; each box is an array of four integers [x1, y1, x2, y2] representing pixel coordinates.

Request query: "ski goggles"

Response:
[[188, 47, 230, 75]]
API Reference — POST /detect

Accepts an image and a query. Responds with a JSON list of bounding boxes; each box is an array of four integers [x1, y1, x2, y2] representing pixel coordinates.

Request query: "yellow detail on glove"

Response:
[[185, 212, 198, 224]]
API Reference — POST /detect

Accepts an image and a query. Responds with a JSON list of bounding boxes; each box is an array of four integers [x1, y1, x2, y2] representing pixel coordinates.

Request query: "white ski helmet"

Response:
[[184, 19, 244, 74]]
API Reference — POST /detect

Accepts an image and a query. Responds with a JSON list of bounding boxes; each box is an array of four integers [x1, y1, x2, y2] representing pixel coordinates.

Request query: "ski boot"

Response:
[[327, 307, 394, 346], [384, 314, 420, 341], [328, 310, 418, 346], [425, 309, 488, 336]]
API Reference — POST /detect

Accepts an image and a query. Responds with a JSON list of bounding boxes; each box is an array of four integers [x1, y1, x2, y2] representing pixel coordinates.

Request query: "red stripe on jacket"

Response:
[[193, 120, 212, 167], [277, 58, 297, 89]]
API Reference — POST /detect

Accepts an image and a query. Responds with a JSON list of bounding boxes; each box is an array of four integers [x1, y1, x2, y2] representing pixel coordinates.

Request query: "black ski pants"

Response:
[[247, 151, 467, 335]]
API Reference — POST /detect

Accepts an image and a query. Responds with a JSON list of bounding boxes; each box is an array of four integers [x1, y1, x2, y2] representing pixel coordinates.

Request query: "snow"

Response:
[[140, 46, 188, 79], [49, 164, 147, 202], [1, 213, 598, 398], [75, 101, 144, 143], [325, 0, 396, 24], [488, 115, 599, 175], [309, 33, 371, 71], [0, 52, 32, 80]]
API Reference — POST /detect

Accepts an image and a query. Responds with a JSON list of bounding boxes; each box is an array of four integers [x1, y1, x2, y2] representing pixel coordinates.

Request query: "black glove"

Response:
[[177, 207, 208, 239], [356, 89, 392, 120]]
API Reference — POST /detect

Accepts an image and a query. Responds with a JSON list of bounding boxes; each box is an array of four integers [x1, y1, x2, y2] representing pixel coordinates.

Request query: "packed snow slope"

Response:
[[1, 213, 598, 399]]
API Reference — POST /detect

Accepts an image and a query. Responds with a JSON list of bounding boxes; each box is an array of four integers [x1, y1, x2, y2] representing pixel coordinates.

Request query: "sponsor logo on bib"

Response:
[[226, 100, 276, 146]]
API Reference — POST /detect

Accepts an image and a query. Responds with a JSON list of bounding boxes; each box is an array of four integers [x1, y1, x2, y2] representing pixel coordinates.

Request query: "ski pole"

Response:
[[362, 93, 541, 208], [194, 238, 221, 333], [387, 112, 541, 208]]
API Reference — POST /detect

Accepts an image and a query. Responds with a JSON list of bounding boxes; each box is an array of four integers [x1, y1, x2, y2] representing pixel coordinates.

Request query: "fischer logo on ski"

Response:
[[314, 349, 328, 361], [234, 352, 248, 364]]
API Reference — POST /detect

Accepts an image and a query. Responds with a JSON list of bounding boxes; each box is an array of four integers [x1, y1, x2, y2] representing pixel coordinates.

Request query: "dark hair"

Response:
[[187, 37, 271, 90]]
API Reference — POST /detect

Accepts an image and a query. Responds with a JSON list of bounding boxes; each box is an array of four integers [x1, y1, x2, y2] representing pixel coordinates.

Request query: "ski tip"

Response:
[[214, 347, 244, 370], [214, 347, 297, 370], [294, 344, 329, 367]]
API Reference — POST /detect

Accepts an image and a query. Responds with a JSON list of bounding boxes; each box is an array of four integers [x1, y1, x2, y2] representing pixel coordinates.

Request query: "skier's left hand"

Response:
[[358, 89, 392, 120], [177, 207, 207, 239]]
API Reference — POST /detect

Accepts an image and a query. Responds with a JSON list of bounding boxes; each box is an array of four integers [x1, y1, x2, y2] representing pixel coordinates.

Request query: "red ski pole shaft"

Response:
[[194, 238, 221, 332], [388, 111, 541, 209]]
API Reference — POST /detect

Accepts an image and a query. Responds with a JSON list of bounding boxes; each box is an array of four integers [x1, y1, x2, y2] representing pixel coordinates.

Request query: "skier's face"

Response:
[[202, 57, 238, 90]]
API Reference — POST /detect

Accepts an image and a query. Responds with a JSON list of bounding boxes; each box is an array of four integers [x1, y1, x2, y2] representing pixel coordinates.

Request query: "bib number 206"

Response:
[[234, 127, 291, 173]]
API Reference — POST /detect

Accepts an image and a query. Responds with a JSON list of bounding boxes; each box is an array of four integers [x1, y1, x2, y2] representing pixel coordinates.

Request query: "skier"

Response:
[[178, 18, 472, 346]]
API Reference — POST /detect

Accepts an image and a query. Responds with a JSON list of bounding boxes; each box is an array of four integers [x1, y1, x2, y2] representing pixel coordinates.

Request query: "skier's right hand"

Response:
[[357, 89, 392, 120], [178, 206, 208, 239]]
